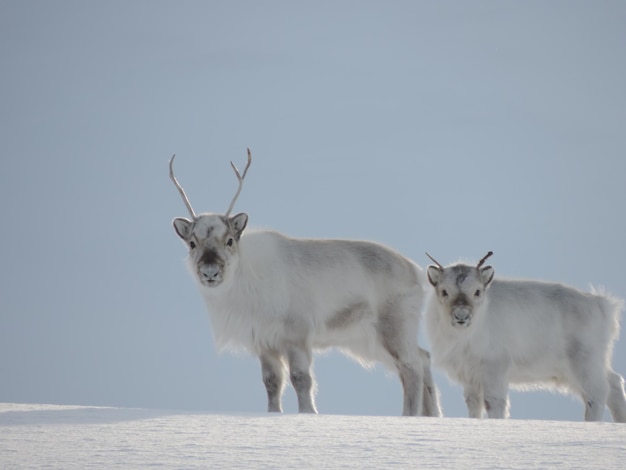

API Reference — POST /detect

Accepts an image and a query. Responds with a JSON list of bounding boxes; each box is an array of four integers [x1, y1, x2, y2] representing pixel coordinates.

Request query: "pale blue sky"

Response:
[[1, 1, 625, 420]]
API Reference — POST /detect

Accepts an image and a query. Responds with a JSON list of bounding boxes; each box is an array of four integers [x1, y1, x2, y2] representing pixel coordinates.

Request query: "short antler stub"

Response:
[[476, 251, 494, 269], [425, 252, 445, 270]]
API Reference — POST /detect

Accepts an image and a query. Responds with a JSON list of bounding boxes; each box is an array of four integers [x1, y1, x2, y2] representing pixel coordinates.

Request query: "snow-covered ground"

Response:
[[1, 403, 624, 469]]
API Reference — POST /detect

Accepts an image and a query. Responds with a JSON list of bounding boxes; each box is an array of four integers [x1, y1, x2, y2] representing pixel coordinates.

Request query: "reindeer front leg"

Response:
[[481, 362, 510, 419], [286, 344, 317, 413], [483, 382, 509, 419], [260, 351, 286, 413], [463, 383, 484, 419]]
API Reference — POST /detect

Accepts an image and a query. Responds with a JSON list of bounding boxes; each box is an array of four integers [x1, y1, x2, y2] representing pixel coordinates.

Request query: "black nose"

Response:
[[199, 264, 222, 283], [200, 248, 220, 265]]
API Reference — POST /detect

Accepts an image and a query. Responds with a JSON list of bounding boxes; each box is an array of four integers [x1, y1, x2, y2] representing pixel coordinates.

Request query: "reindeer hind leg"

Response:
[[607, 369, 626, 423], [377, 303, 423, 416], [420, 348, 442, 417], [567, 342, 609, 421]]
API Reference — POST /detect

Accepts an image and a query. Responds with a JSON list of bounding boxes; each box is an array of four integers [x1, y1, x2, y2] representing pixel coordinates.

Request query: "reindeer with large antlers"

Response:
[[169, 150, 441, 416], [425, 251, 626, 422]]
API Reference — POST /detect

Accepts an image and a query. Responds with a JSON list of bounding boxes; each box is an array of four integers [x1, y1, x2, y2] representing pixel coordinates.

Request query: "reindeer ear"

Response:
[[479, 266, 495, 286], [427, 266, 443, 287], [173, 218, 192, 240], [230, 212, 248, 239]]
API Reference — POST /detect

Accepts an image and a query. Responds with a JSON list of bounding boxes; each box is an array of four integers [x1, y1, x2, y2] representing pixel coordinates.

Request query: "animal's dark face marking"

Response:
[[200, 247, 221, 266], [455, 270, 468, 288], [453, 293, 470, 308]]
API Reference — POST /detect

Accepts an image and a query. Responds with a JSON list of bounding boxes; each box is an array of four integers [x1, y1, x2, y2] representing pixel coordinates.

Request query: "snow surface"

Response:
[[1, 403, 624, 469]]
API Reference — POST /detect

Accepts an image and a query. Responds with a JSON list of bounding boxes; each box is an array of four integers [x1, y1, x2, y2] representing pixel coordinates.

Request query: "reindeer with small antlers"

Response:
[[425, 251, 626, 422], [169, 150, 441, 416]]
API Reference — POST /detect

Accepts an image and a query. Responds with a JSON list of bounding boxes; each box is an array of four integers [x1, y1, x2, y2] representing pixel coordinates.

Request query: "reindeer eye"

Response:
[[189, 241, 196, 249], [226, 238, 234, 247], [475, 289, 481, 297], [441, 289, 448, 298]]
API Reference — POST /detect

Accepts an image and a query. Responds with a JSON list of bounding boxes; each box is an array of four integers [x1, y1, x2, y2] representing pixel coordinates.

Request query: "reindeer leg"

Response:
[[398, 361, 423, 416], [481, 363, 510, 419], [420, 348, 442, 417], [286, 344, 317, 413], [260, 350, 286, 413], [606, 370, 626, 423], [483, 384, 509, 419], [463, 384, 484, 419], [378, 300, 424, 416], [568, 346, 609, 421], [581, 378, 609, 422]]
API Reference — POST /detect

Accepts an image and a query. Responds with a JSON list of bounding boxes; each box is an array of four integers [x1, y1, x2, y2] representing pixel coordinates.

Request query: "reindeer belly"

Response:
[[507, 352, 570, 388]]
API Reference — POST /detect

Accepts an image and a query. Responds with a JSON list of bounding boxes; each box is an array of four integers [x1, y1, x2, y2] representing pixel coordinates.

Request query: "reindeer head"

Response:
[[426, 252, 495, 328], [170, 150, 251, 288]]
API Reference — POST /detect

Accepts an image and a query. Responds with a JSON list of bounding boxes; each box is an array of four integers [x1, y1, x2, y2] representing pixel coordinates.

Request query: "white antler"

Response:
[[225, 148, 252, 217], [169, 154, 197, 219]]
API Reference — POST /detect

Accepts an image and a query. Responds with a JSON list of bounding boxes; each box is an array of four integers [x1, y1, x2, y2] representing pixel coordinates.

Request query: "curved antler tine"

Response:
[[425, 252, 445, 270], [476, 251, 494, 269], [169, 154, 197, 219], [225, 148, 253, 217]]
